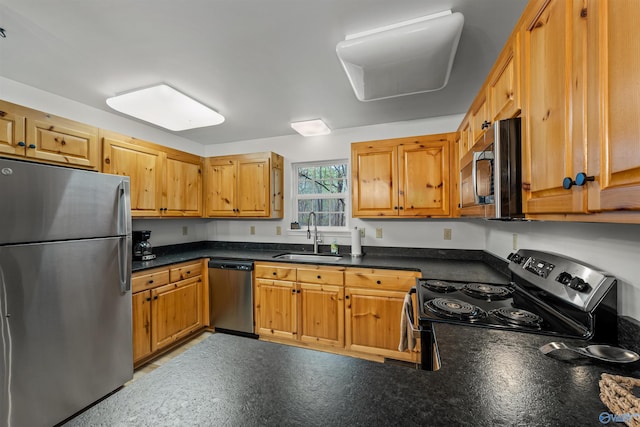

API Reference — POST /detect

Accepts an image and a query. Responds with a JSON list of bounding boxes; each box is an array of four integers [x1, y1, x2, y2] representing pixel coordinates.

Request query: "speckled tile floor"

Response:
[[127, 331, 213, 385]]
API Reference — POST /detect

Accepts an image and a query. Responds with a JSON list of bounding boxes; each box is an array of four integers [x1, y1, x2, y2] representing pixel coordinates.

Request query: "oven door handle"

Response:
[[404, 287, 421, 339]]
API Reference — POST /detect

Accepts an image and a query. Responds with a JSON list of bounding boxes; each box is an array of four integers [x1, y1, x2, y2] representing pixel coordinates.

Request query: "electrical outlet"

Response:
[[443, 228, 452, 240], [250, 225, 256, 235], [276, 226, 281, 236], [360, 228, 365, 238], [182, 226, 188, 236], [513, 233, 518, 250], [376, 227, 383, 239]]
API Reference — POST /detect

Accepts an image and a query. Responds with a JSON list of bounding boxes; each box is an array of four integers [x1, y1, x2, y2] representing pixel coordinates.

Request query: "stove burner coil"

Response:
[[490, 307, 543, 328], [423, 279, 458, 293], [461, 283, 513, 301], [425, 298, 486, 321]]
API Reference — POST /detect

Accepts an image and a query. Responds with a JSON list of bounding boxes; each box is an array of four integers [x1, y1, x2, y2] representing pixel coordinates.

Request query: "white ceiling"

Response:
[[0, 0, 528, 145]]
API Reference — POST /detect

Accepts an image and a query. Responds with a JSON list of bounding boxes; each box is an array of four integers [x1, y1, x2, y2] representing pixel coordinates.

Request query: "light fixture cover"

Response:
[[106, 84, 224, 131], [290, 119, 331, 136], [336, 11, 464, 101]]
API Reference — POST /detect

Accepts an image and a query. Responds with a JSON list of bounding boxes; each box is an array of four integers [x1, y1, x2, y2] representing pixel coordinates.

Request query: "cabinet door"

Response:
[[398, 137, 451, 217], [458, 117, 471, 161], [132, 291, 152, 363], [298, 283, 344, 348], [351, 143, 398, 217], [26, 116, 100, 170], [587, 0, 640, 212], [521, 0, 588, 214], [205, 158, 237, 216], [164, 153, 203, 216], [489, 32, 521, 121], [0, 105, 26, 156], [103, 134, 164, 216], [254, 278, 297, 340], [151, 276, 202, 350], [345, 287, 415, 362], [470, 92, 489, 144], [237, 157, 269, 217]]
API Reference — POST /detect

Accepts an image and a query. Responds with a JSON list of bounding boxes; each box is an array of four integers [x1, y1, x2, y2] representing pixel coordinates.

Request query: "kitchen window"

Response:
[[292, 160, 349, 231]]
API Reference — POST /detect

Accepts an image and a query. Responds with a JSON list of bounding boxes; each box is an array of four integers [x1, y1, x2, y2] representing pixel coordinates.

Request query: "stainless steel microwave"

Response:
[[460, 118, 523, 219]]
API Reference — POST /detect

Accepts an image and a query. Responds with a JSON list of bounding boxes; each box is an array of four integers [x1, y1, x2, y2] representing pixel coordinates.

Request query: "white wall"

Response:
[[133, 218, 209, 247], [4, 78, 638, 321], [203, 114, 487, 250]]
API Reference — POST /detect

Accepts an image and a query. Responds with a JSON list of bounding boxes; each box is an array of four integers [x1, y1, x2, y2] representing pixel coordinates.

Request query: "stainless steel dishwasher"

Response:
[[208, 259, 256, 337]]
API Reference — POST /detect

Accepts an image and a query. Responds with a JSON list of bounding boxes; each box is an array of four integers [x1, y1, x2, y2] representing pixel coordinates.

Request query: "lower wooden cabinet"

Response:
[[255, 263, 345, 349], [297, 267, 345, 348], [254, 262, 419, 362], [345, 268, 421, 362], [132, 259, 208, 366]]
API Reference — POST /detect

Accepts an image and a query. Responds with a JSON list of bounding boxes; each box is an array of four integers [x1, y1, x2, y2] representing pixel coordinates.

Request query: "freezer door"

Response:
[[0, 237, 132, 427], [0, 158, 131, 244]]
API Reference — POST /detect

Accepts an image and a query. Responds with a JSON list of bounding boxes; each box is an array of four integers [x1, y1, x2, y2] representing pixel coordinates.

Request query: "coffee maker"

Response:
[[132, 230, 156, 261]]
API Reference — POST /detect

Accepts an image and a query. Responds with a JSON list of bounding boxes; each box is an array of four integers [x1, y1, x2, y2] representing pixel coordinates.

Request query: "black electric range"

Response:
[[407, 249, 618, 370]]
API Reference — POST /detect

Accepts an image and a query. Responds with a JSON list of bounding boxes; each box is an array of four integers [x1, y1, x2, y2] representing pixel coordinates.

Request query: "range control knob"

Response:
[[556, 272, 572, 285], [508, 253, 525, 265], [568, 277, 590, 293]]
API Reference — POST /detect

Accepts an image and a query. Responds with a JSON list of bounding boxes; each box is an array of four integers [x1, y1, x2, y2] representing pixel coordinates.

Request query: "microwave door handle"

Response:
[[472, 151, 482, 204]]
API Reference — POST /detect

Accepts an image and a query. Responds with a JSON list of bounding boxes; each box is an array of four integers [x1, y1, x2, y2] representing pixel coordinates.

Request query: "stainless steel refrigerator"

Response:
[[0, 158, 133, 427]]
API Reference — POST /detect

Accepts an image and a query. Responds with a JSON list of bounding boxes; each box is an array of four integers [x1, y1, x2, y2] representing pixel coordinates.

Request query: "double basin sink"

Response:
[[273, 253, 343, 262]]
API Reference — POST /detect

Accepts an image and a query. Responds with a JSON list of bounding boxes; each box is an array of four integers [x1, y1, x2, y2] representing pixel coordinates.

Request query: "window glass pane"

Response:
[[294, 160, 348, 229]]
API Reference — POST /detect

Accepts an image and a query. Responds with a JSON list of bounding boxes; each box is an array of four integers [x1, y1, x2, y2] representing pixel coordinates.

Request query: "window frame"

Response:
[[291, 159, 350, 232]]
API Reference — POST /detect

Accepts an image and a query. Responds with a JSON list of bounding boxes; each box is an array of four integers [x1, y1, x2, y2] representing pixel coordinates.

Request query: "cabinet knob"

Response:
[[376, 280, 381, 285], [399, 206, 404, 210], [394, 206, 398, 210], [481, 120, 491, 130], [291, 289, 295, 294], [272, 272, 277, 276], [562, 173, 595, 190], [317, 275, 321, 279], [17, 141, 26, 147], [28, 144, 36, 149], [186, 271, 191, 275], [148, 280, 154, 284]]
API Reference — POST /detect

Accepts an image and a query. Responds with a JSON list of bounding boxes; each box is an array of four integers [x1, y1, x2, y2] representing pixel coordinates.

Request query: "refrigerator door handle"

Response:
[[118, 236, 131, 293], [117, 180, 131, 236]]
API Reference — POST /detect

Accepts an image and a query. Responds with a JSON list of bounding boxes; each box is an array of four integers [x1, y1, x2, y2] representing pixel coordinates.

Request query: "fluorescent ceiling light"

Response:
[[336, 10, 464, 101], [106, 84, 225, 131], [290, 119, 331, 137]]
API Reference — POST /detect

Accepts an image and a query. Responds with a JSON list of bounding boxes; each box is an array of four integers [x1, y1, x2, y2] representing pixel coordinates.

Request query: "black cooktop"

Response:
[[416, 278, 590, 339]]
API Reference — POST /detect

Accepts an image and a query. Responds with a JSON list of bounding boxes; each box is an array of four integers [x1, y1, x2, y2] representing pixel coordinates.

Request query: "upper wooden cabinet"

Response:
[[102, 130, 203, 217], [518, 0, 640, 221], [585, 0, 640, 216], [520, 0, 588, 215], [204, 152, 283, 218], [351, 134, 454, 218], [488, 32, 521, 121], [0, 100, 100, 170]]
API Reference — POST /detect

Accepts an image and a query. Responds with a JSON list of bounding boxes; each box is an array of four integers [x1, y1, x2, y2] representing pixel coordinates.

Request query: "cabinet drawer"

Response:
[[297, 267, 344, 285], [255, 263, 297, 281], [169, 262, 202, 282], [132, 269, 170, 293], [345, 268, 420, 291]]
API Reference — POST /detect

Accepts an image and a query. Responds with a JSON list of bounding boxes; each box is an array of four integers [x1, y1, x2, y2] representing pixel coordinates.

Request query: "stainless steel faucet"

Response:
[[307, 211, 320, 253]]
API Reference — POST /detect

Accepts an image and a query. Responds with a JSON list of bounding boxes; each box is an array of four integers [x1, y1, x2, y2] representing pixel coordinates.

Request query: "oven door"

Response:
[[404, 287, 441, 371]]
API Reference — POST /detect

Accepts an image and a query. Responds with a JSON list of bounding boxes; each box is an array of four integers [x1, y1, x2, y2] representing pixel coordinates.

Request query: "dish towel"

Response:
[[398, 293, 416, 352]]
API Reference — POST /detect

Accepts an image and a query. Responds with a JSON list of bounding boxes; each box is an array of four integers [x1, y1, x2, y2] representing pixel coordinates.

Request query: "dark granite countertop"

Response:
[[65, 328, 640, 426], [133, 241, 510, 283]]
